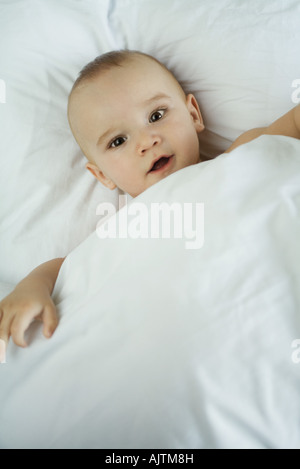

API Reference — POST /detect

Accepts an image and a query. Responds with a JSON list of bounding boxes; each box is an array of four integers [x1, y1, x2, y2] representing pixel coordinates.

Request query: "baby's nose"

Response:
[[137, 131, 161, 155]]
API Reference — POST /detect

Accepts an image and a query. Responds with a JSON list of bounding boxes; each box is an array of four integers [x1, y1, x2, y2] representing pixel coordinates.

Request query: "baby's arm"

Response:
[[226, 103, 300, 153], [0, 258, 64, 354]]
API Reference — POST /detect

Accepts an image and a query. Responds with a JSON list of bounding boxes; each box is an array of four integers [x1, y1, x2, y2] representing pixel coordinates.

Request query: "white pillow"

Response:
[[0, 0, 299, 284], [115, 0, 300, 156], [0, 0, 121, 283]]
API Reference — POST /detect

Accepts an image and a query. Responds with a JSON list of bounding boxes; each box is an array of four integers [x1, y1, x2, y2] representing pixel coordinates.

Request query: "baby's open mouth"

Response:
[[148, 155, 173, 173]]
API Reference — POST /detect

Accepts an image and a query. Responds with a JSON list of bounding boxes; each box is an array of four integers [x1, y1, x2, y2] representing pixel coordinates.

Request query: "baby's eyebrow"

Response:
[[97, 127, 115, 146], [143, 93, 171, 105]]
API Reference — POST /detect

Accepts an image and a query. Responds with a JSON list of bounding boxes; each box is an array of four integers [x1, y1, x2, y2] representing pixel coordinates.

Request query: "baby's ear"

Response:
[[85, 162, 117, 190], [186, 94, 205, 133]]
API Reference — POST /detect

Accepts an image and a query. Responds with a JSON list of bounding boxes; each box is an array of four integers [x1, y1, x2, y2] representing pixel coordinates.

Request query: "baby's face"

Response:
[[68, 56, 204, 197]]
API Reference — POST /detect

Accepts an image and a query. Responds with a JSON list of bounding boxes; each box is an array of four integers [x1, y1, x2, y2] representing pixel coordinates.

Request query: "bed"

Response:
[[0, 0, 299, 449]]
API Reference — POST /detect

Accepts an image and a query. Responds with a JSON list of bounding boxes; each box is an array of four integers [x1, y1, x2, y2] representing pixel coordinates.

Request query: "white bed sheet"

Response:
[[0, 135, 299, 449]]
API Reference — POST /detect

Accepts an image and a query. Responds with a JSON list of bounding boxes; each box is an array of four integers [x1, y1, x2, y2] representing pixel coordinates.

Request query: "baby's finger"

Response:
[[0, 310, 12, 344], [10, 312, 34, 348], [0, 338, 6, 364], [42, 304, 58, 339], [0, 309, 13, 363]]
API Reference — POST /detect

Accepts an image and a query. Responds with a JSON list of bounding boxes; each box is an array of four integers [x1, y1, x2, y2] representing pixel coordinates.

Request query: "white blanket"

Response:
[[0, 135, 300, 449]]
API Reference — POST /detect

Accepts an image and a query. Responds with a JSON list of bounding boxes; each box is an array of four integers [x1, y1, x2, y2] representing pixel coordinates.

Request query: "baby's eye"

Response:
[[109, 136, 127, 148], [149, 109, 166, 123]]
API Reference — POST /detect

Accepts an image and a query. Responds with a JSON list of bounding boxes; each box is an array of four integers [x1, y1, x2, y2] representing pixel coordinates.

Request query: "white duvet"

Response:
[[0, 135, 300, 449]]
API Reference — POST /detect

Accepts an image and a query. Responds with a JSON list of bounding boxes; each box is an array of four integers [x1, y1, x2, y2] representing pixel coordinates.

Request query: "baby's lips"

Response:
[[0, 339, 6, 364]]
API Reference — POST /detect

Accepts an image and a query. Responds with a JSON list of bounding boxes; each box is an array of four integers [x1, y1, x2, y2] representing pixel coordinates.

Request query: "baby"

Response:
[[0, 50, 299, 361]]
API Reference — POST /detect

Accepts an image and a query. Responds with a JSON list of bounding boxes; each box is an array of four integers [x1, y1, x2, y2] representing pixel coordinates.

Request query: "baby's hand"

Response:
[[0, 282, 58, 360]]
